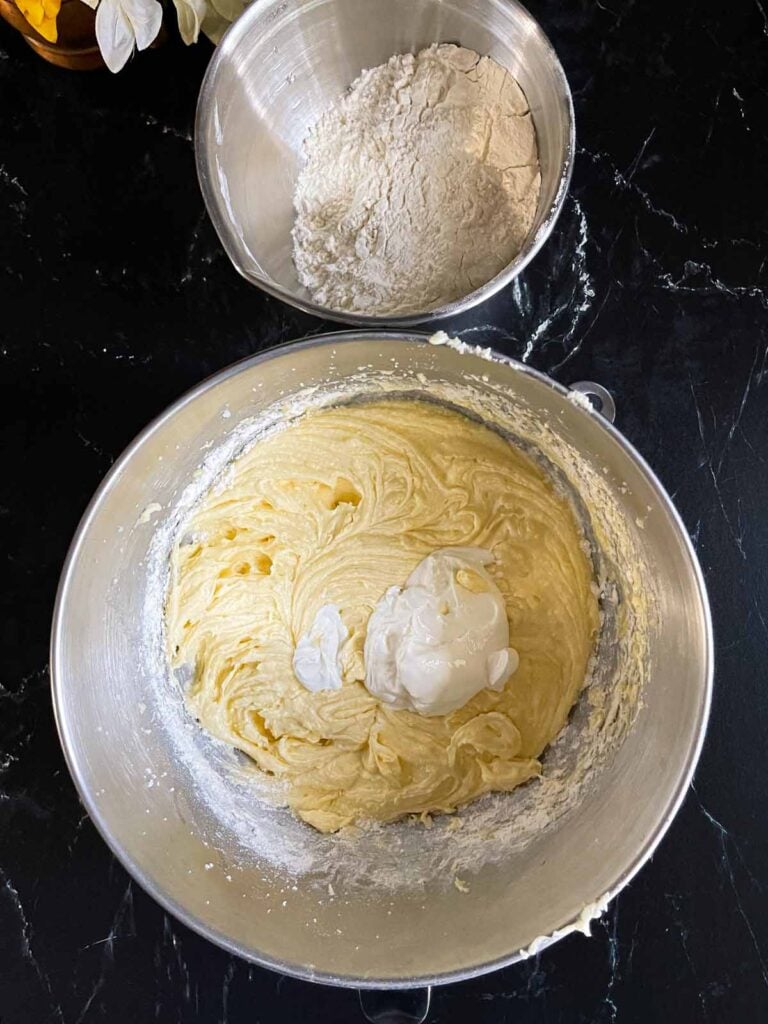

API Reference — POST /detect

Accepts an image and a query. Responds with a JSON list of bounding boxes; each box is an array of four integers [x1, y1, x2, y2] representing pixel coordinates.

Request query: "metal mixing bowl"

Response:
[[51, 333, 712, 999], [195, 0, 574, 325]]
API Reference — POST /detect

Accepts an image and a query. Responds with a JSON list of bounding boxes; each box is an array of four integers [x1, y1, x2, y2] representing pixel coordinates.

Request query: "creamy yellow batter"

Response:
[[167, 400, 599, 833]]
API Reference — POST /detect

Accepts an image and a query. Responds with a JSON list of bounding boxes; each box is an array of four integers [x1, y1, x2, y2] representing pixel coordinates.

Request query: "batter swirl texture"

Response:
[[167, 401, 598, 833]]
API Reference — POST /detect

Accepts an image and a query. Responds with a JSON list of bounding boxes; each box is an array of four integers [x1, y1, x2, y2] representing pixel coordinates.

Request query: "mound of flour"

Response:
[[291, 44, 541, 316]]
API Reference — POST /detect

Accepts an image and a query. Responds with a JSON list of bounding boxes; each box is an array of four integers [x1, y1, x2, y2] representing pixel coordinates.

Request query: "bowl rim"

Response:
[[193, 0, 576, 327], [50, 331, 713, 989]]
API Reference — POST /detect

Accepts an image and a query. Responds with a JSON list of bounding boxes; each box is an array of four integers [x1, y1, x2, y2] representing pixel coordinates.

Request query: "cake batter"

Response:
[[167, 400, 598, 833]]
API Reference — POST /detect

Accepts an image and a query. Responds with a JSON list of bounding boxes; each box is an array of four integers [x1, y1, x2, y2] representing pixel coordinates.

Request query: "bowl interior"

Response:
[[52, 336, 711, 987], [196, 0, 573, 322]]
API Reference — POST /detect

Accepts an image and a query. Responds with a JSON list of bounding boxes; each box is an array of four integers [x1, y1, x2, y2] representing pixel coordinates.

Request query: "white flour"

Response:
[[292, 44, 541, 316]]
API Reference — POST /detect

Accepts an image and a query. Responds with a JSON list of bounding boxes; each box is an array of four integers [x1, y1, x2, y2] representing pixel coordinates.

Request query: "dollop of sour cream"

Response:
[[363, 547, 518, 716], [292, 604, 348, 692]]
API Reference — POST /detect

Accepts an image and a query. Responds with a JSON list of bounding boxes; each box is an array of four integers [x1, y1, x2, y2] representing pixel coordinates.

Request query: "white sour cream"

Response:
[[292, 604, 348, 692], [363, 547, 518, 716]]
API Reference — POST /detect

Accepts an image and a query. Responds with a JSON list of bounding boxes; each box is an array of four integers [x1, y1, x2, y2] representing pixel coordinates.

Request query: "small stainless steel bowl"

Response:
[[195, 0, 575, 326]]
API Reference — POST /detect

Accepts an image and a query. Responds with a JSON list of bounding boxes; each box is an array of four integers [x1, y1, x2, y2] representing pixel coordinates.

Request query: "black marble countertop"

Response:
[[2, 0, 767, 1020]]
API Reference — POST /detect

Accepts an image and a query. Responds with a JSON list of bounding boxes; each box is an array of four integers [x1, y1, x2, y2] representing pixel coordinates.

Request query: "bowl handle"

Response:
[[358, 987, 432, 1023], [569, 381, 617, 423]]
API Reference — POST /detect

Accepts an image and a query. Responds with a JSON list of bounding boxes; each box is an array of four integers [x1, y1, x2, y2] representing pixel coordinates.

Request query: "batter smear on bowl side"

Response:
[[167, 400, 598, 833]]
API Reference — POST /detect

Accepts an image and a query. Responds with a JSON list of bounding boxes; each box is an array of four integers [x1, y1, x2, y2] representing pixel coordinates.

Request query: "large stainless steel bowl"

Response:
[[195, 0, 575, 325], [51, 333, 712, 996]]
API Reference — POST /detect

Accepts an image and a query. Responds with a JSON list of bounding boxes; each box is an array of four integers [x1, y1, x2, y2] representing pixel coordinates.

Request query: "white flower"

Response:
[[94, 0, 163, 73], [173, 0, 206, 44], [83, 0, 250, 63], [208, 0, 244, 21], [199, 5, 227, 43], [201, 0, 245, 42]]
